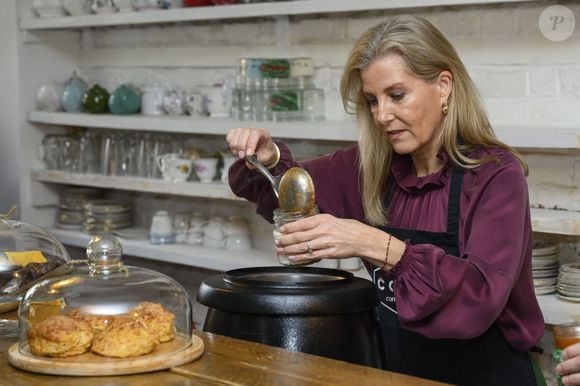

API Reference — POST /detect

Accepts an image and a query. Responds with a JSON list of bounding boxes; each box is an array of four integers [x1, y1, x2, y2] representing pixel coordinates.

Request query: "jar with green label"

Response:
[[270, 78, 301, 121]]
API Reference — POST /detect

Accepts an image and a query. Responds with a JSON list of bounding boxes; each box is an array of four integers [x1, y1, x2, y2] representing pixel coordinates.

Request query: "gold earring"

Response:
[[442, 102, 449, 115]]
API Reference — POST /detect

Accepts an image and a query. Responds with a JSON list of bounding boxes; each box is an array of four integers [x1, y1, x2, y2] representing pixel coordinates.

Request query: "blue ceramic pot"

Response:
[[108, 84, 141, 115]]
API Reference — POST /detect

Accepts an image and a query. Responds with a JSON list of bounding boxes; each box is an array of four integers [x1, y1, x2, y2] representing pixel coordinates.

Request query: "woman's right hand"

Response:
[[226, 127, 277, 166]]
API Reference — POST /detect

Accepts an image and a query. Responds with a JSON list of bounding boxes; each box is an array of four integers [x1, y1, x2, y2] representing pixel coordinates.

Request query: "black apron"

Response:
[[372, 166, 537, 386]]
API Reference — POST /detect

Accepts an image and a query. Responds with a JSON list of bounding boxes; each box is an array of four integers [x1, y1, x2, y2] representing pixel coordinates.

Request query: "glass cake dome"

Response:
[[0, 219, 71, 303], [16, 234, 193, 360]]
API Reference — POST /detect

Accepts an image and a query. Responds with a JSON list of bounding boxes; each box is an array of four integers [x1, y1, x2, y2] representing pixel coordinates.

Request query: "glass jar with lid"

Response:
[[9, 235, 201, 376]]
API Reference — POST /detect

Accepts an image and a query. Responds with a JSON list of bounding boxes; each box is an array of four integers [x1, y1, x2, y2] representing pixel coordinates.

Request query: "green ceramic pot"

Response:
[[108, 84, 141, 115], [82, 84, 110, 114]]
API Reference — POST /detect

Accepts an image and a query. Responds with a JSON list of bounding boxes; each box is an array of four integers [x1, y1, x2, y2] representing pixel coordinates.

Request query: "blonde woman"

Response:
[[227, 15, 543, 385]]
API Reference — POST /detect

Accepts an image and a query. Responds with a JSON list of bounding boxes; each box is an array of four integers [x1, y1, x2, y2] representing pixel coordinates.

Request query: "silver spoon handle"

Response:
[[245, 155, 279, 199]]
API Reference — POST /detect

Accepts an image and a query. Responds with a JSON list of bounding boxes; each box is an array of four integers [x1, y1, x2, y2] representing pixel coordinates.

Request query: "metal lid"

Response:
[[198, 266, 378, 315]]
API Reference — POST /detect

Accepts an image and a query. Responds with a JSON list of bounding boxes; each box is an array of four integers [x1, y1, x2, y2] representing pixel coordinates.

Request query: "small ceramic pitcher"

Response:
[[156, 153, 193, 183], [141, 85, 167, 115]]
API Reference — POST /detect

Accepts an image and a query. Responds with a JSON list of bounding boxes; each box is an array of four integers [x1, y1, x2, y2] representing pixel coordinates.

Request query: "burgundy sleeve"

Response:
[[228, 142, 364, 223], [390, 155, 539, 348]]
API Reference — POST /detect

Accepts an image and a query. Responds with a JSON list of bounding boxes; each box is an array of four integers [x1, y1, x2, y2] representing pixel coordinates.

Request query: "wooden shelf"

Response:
[[28, 111, 580, 149], [20, 0, 536, 30], [31, 170, 243, 200]]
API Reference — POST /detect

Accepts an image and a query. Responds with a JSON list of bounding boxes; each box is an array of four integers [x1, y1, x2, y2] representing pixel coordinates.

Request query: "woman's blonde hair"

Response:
[[340, 15, 527, 226]]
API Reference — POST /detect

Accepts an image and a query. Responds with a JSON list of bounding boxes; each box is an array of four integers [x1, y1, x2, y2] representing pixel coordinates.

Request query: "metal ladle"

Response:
[[245, 155, 315, 212]]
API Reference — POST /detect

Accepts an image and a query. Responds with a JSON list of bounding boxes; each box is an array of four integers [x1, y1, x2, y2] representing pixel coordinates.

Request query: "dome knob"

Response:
[[87, 235, 123, 259]]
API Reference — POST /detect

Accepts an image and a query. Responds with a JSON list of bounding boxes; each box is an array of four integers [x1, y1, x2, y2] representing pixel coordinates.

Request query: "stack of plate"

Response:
[[82, 200, 133, 234], [56, 187, 103, 230], [557, 264, 580, 302], [532, 241, 559, 295]]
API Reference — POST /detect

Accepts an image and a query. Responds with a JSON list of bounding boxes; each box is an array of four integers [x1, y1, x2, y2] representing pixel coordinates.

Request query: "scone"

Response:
[[91, 316, 157, 358], [131, 301, 176, 343], [28, 315, 93, 357], [67, 308, 118, 334]]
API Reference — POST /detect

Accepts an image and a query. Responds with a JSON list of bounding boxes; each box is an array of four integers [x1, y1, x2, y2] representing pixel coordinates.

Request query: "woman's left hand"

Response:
[[557, 343, 580, 386], [275, 213, 388, 264]]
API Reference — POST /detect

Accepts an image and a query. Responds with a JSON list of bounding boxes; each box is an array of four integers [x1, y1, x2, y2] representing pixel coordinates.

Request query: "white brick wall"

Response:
[[71, 1, 580, 215], [83, 2, 580, 129]]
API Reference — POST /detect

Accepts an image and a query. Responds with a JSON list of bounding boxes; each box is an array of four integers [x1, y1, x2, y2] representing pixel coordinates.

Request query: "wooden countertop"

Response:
[[0, 311, 446, 385]]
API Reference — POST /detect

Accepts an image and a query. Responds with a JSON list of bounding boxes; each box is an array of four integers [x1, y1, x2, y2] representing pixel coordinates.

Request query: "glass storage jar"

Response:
[[552, 323, 580, 386], [273, 205, 320, 266], [15, 235, 193, 365]]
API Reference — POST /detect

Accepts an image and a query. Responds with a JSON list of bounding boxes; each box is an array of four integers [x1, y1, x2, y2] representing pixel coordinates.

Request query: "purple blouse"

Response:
[[229, 142, 544, 352]]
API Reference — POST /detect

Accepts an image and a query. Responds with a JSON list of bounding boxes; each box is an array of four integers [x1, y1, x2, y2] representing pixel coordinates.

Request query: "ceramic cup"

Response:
[[193, 158, 218, 183], [156, 153, 193, 183], [189, 212, 207, 233], [149, 210, 175, 244], [185, 91, 205, 117], [225, 233, 252, 251], [204, 216, 226, 240], [162, 90, 187, 115], [36, 81, 63, 112], [141, 86, 167, 115], [202, 86, 230, 118]]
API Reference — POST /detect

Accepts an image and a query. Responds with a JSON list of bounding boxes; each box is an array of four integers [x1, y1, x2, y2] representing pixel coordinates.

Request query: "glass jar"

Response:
[[270, 78, 301, 122], [273, 205, 319, 266], [238, 78, 255, 121], [552, 323, 580, 385]]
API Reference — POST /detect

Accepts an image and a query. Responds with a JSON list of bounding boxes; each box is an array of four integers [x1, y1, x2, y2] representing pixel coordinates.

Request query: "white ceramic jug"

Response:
[[156, 153, 193, 183]]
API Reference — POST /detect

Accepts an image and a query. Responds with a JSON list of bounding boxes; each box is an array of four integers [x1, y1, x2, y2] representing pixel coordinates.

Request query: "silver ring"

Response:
[[306, 242, 313, 257]]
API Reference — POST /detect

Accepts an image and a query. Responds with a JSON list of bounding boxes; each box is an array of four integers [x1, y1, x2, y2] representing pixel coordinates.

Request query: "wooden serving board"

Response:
[[7, 333, 204, 376]]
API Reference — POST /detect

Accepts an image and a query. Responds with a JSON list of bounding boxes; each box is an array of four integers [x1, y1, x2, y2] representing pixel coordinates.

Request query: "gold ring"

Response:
[[306, 242, 313, 257]]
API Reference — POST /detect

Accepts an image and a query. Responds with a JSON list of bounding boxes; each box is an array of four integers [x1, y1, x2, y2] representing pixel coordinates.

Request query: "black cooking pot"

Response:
[[197, 266, 384, 368]]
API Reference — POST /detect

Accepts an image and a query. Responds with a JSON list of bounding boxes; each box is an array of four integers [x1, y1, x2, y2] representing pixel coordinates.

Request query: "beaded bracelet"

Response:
[[381, 234, 392, 270]]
